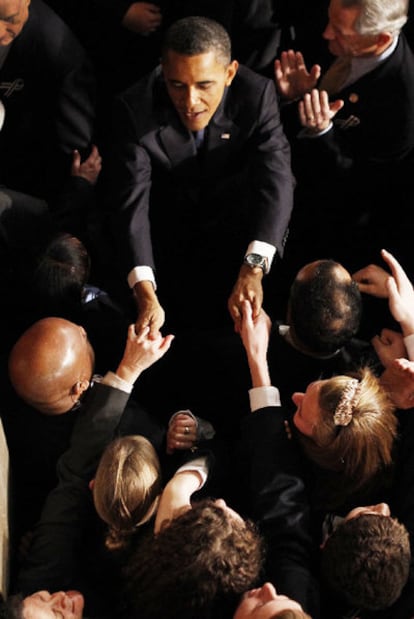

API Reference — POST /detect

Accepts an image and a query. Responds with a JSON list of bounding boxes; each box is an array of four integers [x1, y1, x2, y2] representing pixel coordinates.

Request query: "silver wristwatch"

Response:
[[243, 253, 267, 272]]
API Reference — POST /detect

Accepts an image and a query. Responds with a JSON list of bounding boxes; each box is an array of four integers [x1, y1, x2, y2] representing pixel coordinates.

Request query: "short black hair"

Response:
[[0, 593, 24, 619], [162, 16, 231, 65]]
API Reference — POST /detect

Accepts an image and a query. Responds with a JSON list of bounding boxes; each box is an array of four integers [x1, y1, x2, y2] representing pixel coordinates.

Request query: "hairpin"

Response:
[[334, 378, 360, 426]]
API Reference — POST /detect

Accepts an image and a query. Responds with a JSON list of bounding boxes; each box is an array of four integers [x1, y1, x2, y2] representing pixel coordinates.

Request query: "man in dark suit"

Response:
[[101, 15, 294, 335], [274, 0, 414, 311], [5, 317, 173, 601], [0, 0, 96, 204]]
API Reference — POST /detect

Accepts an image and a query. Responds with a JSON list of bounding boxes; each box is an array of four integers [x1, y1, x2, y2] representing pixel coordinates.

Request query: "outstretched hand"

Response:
[[354, 249, 414, 336], [274, 50, 321, 101], [116, 323, 174, 384]]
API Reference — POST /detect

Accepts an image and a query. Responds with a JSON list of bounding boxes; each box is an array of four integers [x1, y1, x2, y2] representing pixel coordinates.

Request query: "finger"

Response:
[[71, 149, 81, 173], [382, 249, 411, 290], [295, 51, 305, 69]]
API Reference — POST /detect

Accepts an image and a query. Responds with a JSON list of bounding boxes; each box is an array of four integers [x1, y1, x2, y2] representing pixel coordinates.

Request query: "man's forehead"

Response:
[[0, 0, 23, 18]]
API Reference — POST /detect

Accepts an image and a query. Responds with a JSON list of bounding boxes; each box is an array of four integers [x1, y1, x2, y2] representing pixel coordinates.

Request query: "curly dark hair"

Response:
[[122, 499, 264, 619], [321, 513, 411, 611]]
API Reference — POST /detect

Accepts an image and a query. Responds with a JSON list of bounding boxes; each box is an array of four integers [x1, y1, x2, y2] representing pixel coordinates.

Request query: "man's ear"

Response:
[[225, 60, 239, 86], [72, 379, 90, 398], [376, 31, 393, 51]]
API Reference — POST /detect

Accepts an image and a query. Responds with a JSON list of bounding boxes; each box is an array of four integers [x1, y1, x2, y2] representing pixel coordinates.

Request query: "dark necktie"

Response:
[[193, 129, 205, 150], [319, 56, 352, 95]]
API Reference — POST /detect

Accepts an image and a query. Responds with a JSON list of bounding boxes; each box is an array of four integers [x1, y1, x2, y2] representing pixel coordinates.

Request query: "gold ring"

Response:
[[184, 426, 190, 435]]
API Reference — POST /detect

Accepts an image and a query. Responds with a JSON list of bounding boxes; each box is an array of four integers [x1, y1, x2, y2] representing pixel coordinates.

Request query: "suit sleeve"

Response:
[[240, 407, 320, 618], [16, 383, 130, 594]]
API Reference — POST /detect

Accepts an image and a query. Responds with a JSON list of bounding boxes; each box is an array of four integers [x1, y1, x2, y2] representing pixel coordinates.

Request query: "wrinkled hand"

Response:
[[298, 88, 344, 133], [274, 50, 321, 101], [354, 249, 414, 335], [116, 324, 174, 384], [134, 281, 165, 339], [380, 358, 414, 409], [122, 2, 162, 34], [71, 144, 102, 185], [166, 412, 198, 454], [371, 328, 407, 368], [352, 263, 390, 298], [228, 265, 264, 333]]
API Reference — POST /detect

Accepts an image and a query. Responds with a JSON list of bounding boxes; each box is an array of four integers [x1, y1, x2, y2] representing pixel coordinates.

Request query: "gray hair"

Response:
[[340, 0, 408, 36]]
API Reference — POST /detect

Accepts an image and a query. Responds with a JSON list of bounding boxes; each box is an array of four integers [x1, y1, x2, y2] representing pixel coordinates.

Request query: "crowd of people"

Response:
[[0, 0, 413, 618]]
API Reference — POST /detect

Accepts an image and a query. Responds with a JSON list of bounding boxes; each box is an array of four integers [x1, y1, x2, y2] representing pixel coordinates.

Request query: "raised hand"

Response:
[[274, 50, 321, 101]]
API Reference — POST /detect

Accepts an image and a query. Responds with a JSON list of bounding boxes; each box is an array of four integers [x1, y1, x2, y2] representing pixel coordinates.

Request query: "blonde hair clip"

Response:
[[334, 378, 360, 427]]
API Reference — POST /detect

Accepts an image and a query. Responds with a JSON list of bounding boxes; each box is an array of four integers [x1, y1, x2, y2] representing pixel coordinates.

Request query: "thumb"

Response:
[[71, 149, 81, 174]]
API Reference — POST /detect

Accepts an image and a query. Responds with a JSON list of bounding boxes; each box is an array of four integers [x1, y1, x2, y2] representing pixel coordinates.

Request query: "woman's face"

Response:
[[22, 590, 84, 619], [234, 582, 305, 619], [291, 380, 325, 437]]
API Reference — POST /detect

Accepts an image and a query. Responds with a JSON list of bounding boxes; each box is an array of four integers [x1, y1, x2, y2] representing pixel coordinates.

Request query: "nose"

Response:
[[0, 22, 9, 38], [51, 591, 71, 609], [323, 21, 334, 40], [371, 503, 391, 516], [184, 87, 200, 108], [260, 582, 277, 601], [291, 392, 304, 406], [214, 498, 227, 509]]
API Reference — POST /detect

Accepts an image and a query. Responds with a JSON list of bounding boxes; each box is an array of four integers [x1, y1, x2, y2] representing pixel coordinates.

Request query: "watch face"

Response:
[[245, 253, 266, 269], [249, 254, 262, 265]]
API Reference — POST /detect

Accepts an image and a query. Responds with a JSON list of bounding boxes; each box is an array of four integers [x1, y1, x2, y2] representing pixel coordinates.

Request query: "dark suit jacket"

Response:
[[284, 33, 414, 272], [102, 64, 294, 325], [15, 382, 131, 596], [0, 0, 96, 202], [238, 407, 320, 618]]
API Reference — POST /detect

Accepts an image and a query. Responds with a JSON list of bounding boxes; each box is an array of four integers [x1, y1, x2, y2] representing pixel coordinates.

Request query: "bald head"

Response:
[[9, 317, 95, 415]]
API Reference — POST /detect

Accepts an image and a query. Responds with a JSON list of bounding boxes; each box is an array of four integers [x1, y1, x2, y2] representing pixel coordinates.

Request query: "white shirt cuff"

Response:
[[298, 122, 333, 139], [175, 456, 209, 489], [249, 386, 281, 412], [101, 371, 134, 394], [127, 266, 156, 290], [404, 333, 414, 361], [245, 241, 276, 274]]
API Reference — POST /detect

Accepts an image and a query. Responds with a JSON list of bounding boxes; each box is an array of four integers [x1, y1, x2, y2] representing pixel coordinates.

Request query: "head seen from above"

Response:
[[292, 367, 397, 489]]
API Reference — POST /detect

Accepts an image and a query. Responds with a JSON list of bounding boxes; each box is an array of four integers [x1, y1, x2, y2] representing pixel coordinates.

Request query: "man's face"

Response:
[[345, 503, 391, 521], [22, 590, 84, 619], [323, 0, 381, 57], [0, 0, 30, 46], [162, 49, 238, 132], [234, 582, 305, 619]]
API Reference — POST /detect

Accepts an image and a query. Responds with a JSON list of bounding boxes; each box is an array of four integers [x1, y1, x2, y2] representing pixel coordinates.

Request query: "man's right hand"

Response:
[[133, 280, 165, 338], [274, 50, 321, 101]]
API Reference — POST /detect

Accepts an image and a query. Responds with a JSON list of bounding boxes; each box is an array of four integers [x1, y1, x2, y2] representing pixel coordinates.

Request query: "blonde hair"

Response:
[[93, 435, 162, 551], [299, 367, 397, 491]]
